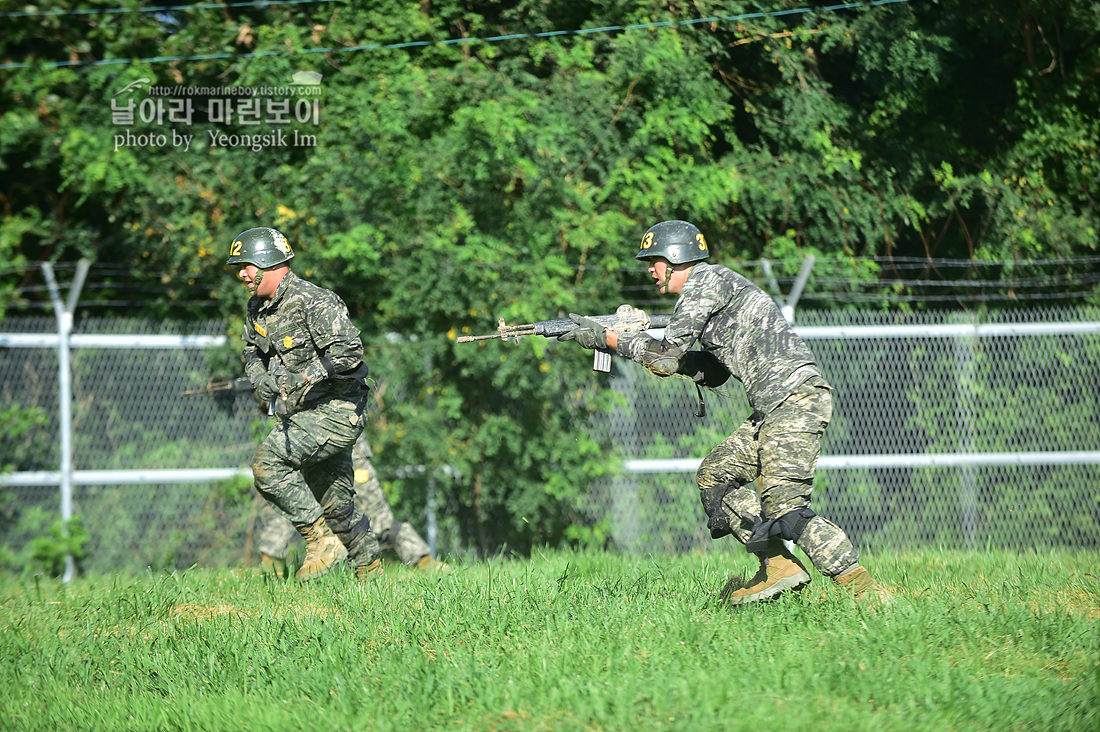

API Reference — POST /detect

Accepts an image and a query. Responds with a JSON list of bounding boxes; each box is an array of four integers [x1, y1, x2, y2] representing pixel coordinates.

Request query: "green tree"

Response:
[[3, 0, 1098, 555]]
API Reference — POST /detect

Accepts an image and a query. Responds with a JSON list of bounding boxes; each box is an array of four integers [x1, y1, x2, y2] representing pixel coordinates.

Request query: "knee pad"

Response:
[[375, 518, 402, 549], [324, 502, 372, 556], [746, 507, 816, 553], [699, 480, 740, 539]]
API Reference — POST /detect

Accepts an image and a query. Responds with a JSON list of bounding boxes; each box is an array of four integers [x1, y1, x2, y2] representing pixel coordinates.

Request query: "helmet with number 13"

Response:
[[635, 220, 710, 265]]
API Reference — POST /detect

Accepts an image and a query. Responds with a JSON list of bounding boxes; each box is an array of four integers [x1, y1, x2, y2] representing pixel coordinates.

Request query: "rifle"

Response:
[[457, 304, 670, 372], [181, 378, 254, 396], [183, 376, 279, 415]]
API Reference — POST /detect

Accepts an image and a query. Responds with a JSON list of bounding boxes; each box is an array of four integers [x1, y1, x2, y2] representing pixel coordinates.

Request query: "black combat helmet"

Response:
[[635, 220, 710, 264], [226, 227, 294, 268]]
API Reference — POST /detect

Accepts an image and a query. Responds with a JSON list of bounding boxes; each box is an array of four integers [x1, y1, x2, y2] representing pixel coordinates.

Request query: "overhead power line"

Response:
[[0, 0, 912, 70], [0, 0, 339, 18]]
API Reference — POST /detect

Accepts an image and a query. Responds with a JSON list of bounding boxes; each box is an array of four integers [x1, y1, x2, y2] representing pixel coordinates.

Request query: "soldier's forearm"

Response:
[[312, 342, 363, 380]]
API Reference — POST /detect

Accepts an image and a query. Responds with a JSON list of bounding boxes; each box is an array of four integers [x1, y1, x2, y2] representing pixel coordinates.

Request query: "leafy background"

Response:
[[2, 0, 1098, 561]]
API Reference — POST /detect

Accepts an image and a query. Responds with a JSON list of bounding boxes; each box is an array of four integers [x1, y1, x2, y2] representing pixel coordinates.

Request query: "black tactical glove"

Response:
[[699, 480, 739, 539], [250, 372, 279, 403], [556, 314, 608, 350]]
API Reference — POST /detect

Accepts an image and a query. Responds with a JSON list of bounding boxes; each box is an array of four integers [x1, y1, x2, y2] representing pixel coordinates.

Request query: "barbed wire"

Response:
[[800, 290, 1100, 303], [832, 255, 1100, 268], [5, 254, 1099, 280], [4, 255, 1098, 311], [792, 273, 1100, 288]]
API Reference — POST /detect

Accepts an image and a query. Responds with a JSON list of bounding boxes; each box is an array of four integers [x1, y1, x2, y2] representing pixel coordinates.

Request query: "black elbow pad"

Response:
[[676, 350, 731, 388]]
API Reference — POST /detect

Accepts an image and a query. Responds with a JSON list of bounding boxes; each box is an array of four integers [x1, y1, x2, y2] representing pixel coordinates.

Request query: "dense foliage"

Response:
[[2, 0, 1098, 555]]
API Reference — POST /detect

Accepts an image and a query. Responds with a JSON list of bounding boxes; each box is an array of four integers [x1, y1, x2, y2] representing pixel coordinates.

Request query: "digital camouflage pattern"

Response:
[[251, 395, 380, 566], [242, 270, 377, 568], [696, 377, 831, 517], [257, 435, 433, 566], [618, 262, 822, 417], [696, 379, 857, 576], [618, 262, 859, 577], [243, 270, 365, 416]]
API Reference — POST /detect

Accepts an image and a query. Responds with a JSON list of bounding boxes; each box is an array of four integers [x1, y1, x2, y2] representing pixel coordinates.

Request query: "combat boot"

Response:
[[720, 539, 811, 605], [834, 565, 894, 605], [294, 517, 348, 581], [415, 555, 450, 572], [355, 559, 384, 581]]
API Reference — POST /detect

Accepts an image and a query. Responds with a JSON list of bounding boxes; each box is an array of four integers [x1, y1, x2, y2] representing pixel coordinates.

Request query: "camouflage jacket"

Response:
[[617, 262, 826, 416], [242, 270, 366, 415]]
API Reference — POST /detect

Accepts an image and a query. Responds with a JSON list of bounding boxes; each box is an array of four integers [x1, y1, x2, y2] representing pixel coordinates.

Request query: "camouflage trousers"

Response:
[[256, 450, 431, 566], [695, 377, 858, 576], [252, 398, 379, 567]]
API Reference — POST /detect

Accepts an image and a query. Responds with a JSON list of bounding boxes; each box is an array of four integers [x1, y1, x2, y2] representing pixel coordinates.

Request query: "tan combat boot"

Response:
[[294, 517, 348, 581], [719, 540, 811, 605], [834, 565, 894, 605], [415, 555, 450, 572], [355, 558, 384, 581]]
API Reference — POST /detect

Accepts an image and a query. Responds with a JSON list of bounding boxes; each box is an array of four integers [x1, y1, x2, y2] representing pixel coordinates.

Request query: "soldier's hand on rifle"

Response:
[[250, 372, 279, 403], [557, 314, 608, 350]]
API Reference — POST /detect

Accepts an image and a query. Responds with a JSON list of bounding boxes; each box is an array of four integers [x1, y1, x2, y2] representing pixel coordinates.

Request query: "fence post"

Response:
[[952, 312, 980, 548], [423, 344, 438, 557], [40, 260, 90, 582]]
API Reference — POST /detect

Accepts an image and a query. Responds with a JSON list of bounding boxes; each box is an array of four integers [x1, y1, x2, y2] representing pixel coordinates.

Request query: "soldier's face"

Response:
[[238, 264, 279, 299], [647, 258, 686, 294]]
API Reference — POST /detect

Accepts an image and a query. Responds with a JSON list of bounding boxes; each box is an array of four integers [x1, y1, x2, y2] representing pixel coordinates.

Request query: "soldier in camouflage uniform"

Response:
[[227, 226, 381, 582], [561, 220, 890, 605], [256, 434, 448, 573]]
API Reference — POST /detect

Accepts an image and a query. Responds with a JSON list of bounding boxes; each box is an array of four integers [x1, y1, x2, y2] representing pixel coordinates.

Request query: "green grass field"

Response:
[[1, 549, 1096, 731]]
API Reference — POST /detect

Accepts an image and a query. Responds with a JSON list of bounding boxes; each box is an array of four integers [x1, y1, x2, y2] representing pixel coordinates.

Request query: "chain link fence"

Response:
[[0, 316, 258, 573], [2, 307, 1098, 573], [598, 306, 1100, 555]]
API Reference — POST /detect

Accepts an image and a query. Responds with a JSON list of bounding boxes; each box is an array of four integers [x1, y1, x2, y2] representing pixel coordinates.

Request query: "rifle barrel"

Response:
[[528, 315, 672, 338], [457, 323, 538, 342], [455, 332, 507, 343], [456, 314, 673, 343], [533, 314, 672, 337], [181, 378, 253, 396]]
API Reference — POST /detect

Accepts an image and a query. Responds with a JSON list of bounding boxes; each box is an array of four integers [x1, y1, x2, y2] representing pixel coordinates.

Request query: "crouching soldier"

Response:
[[560, 221, 891, 605]]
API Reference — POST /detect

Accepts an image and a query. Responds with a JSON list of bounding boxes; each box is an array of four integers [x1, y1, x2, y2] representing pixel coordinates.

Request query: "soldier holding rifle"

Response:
[[559, 220, 891, 605], [226, 226, 381, 582]]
